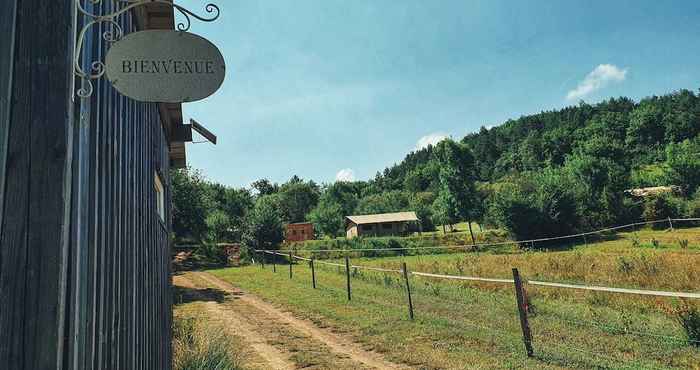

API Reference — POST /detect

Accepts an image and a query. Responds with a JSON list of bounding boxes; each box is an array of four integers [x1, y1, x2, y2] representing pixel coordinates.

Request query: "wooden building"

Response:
[[286, 222, 315, 242], [0, 2, 199, 369], [345, 212, 420, 238]]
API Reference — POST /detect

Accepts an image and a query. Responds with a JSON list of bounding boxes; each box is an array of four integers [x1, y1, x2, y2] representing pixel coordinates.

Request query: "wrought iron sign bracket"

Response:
[[72, 0, 220, 100]]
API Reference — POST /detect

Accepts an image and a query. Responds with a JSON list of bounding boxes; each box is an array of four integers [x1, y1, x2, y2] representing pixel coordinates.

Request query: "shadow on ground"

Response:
[[173, 284, 241, 306]]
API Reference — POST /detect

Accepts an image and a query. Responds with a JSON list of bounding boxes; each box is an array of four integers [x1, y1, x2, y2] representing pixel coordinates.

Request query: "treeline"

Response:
[[173, 88, 700, 249]]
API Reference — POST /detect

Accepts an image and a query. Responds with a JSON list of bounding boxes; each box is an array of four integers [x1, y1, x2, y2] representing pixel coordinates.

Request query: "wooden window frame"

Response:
[[154, 171, 165, 222]]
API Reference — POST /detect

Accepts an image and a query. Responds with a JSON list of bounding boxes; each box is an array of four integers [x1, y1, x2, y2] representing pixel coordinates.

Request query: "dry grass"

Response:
[[210, 225, 700, 369], [348, 226, 700, 312], [173, 309, 243, 370]]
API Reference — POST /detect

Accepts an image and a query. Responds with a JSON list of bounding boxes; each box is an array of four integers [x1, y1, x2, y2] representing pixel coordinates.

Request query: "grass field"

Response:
[[211, 226, 700, 369]]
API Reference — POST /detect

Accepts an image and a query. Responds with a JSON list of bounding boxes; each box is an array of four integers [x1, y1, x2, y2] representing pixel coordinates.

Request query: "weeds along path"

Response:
[[178, 271, 411, 370]]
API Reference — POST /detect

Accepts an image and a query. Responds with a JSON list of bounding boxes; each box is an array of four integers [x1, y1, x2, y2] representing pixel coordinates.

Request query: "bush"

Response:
[[684, 190, 700, 219], [618, 197, 643, 225], [642, 193, 684, 226], [675, 301, 700, 347], [282, 231, 510, 259], [193, 243, 227, 265], [486, 170, 578, 244]]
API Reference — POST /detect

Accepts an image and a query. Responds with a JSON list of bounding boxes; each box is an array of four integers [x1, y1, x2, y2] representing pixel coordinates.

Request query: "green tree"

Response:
[[626, 102, 664, 151], [433, 139, 479, 243], [324, 181, 362, 216], [171, 167, 214, 242], [242, 195, 284, 251], [355, 190, 410, 215], [410, 191, 436, 231], [431, 192, 457, 233], [208, 184, 254, 242], [277, 178, 320, 223], [665, 139, 700, 194], [642, 193, 684, 226], [487, 170, 579, 243], [307, 198, 345, 237], [205, 209, 232, 242], [251, 178, 278, 196]]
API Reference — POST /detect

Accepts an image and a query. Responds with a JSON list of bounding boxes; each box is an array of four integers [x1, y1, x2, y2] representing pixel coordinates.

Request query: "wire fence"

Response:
[[250, 218, 700, 367]]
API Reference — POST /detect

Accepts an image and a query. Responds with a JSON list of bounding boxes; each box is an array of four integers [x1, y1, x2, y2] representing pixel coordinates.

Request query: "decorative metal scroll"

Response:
[[73, 0, 220, 99]]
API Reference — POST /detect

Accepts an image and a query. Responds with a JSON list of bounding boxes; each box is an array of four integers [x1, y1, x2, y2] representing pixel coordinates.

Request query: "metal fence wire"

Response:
[[252, 218, 700, 366]]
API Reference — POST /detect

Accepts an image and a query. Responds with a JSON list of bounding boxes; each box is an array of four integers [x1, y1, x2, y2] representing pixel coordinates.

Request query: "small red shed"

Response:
[[285, 222, 315, 242]]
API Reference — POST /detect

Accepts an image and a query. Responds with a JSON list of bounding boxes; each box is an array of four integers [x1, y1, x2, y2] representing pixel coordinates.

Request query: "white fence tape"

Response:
[[297, 254, 700, 299], [411, 271, 514, 284], [528, 280, 700, 299], [350, 264, 402, 274], [313, 259, 345, 268]]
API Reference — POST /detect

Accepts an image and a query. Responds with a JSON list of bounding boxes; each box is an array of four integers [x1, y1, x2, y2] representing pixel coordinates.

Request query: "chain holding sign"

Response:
[[73, 0, 223, 101]]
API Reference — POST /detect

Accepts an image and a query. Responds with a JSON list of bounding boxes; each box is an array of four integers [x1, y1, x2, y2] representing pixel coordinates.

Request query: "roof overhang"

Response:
[[133, 1, 190, 169], [345, 212, 420, 226]]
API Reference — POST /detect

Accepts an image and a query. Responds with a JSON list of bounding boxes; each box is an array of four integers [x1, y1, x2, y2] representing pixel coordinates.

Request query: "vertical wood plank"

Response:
[[0, 0, 17, 249], [1, 1, 74, 369]]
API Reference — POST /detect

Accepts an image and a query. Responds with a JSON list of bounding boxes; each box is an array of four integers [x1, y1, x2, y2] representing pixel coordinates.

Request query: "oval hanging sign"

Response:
[[105, 30, 226, 103]]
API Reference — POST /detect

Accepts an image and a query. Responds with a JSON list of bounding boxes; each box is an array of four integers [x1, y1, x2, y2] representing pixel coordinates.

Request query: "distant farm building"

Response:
[[286, 222, 315, 242], [345, 212, 420, 239], [624, 185, 681, 198]]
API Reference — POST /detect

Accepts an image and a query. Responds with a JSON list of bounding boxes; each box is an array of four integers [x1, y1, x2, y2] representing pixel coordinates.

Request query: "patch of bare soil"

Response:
[[174, 271, 411, 370]]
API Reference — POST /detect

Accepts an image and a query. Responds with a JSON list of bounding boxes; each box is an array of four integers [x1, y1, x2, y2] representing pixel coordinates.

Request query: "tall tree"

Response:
[[277, 178, 321, 223], [307, 198, 345, 237], [433, 139, 479, 243], [251, 178, 278, 196], [665, 138, 700, 194], [242, 195, 284, 251], [171, 167, 214, 242]]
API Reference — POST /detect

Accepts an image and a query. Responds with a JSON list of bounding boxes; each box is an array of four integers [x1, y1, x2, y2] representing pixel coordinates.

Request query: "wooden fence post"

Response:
[[668, 217, 674, 231], [345, 255, 352, 301], [289, 250, 293, 279], [261, 251, 266, 269], [512, 268, 534, 357], [310, 258, 316, 289], [272, 252, 276, 273], [402, 262, 414, 320]]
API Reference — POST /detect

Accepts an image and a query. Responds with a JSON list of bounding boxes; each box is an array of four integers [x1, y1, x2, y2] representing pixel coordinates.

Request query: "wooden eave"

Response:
[[133, 1, 190, 169]]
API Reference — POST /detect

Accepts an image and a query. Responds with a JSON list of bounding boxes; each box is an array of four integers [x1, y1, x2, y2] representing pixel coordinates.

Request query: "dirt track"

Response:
[[174, 271, 410, 370]]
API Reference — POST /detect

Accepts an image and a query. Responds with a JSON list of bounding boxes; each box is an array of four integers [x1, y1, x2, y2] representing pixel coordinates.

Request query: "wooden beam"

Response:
[[190, 119, 217, 145]]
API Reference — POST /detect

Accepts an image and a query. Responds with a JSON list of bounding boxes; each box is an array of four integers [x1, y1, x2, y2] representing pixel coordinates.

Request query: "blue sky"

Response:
[[175, 0, 700, 188]]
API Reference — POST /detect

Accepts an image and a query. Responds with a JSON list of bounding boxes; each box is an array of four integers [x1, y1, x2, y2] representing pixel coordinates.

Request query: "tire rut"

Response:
[[183, 271, 411, 370]]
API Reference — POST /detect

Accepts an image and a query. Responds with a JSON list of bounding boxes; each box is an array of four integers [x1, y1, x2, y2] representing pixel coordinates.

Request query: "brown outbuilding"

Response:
[[285, 222, 315, 242], [345, 211, 420, 239]]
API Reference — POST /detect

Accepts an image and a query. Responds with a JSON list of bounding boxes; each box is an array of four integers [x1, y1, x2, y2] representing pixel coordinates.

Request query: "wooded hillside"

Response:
[[173, 88, 700, 249]]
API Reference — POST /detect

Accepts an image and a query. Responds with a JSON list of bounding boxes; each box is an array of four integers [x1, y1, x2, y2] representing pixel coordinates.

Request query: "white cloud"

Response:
[[566, 64, 627, 101], [415, 132, 448, 151], [335, 168, 355, 182]]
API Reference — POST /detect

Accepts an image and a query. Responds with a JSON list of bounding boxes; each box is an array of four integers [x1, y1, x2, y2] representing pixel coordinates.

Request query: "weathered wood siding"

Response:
[[0, 1, 172, 369]]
